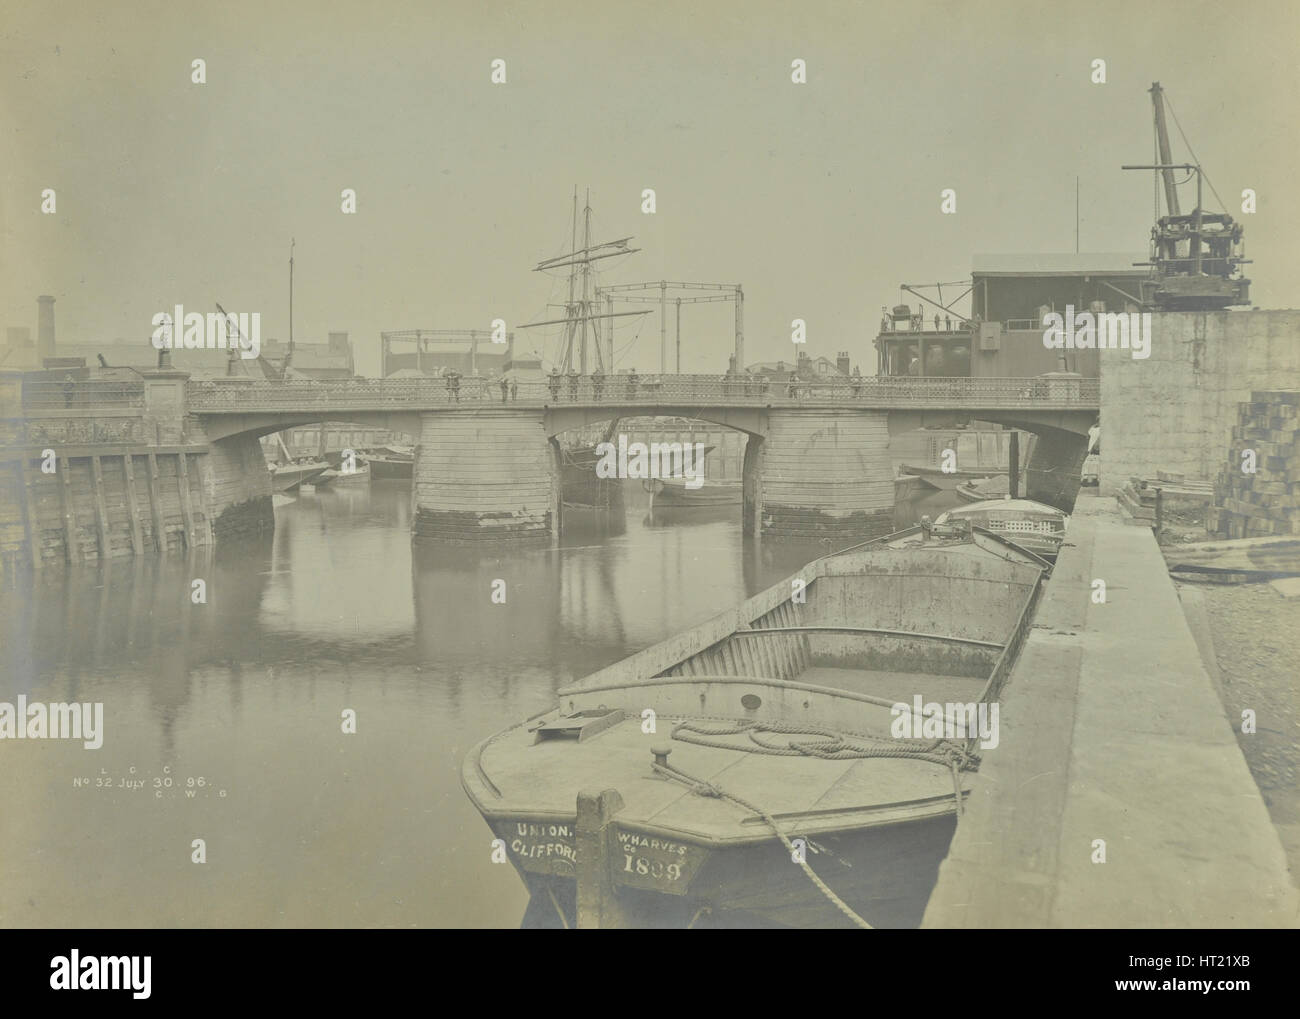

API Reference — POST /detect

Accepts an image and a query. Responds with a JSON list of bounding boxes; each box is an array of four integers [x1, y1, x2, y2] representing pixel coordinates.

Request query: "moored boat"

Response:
[[955, 475, 1010, 502], [462, 524, 1049, 928], [366, 449, 413, 480], [893, 472, 924, 504], [898, 463, 999, 492], [269, 460, 329, 493], [645, 476, 742, 507], [314, 462, 372, 487], [934, 498, 1069, 561]]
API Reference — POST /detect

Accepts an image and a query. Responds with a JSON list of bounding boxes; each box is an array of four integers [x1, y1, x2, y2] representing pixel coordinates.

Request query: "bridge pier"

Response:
[[751, 409, 895, 539], [204, 433, 274, 544], [1024, 427, 1088, 511], [412, 409, 559, 543]]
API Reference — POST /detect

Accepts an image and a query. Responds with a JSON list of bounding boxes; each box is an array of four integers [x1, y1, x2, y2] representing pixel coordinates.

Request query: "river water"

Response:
[[0, 480, 961, 928]]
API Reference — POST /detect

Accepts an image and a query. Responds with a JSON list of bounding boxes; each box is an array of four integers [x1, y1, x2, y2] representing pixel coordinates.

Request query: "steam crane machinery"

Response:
[[1122, 82, 1251, 309]]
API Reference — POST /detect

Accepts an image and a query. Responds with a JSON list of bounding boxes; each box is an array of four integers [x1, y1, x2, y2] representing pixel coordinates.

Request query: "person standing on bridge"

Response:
[[510, 378, 518, 401], [547, 369, 561, 401], [62, 373, 76, 408], [850, 366, 863, 398], [591, 366, 604, 401], [626, 367, 638, 399], [499, 376, 509, 403], [446, 369, 461, 403], [567, 367, 579, 401]]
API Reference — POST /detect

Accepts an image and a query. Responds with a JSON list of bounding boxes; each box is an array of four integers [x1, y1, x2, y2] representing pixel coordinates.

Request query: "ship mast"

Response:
[[520, 189, 650, 373]]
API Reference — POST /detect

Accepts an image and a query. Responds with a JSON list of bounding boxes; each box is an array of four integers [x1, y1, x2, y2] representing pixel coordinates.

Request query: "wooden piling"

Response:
[[59, 456, 76, 563], [122, 454, 144, 555], [17, 460, 42, 571], [575, 787, 631, 929], [177, 452, 197, 549], [146, 453, 166, 552], [196, 454, 215, 546], [1008, 431, 1020, 500], [90, 455, 110, 559]]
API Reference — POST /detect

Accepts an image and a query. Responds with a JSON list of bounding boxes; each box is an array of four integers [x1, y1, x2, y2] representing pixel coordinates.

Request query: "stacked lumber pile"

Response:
[[1209, 390, 1300, 538]]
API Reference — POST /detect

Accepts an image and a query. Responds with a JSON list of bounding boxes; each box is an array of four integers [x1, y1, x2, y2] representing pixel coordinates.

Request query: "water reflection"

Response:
[[0, 478, 956, 928]]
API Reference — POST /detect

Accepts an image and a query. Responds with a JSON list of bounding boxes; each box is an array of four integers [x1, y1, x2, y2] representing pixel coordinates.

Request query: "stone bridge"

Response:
[[2, 372, 1096, 564], [183, 374, 1097, 542]]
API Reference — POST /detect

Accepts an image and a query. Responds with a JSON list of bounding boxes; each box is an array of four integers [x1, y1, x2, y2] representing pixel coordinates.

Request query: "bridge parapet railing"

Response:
[[183, 374, 1099, 410], [23, 380, 146, 411]]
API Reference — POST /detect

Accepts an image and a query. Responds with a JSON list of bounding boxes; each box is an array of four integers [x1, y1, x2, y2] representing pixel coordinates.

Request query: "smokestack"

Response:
[[36, 295, 55, 361], [837, 350, 851, 375]]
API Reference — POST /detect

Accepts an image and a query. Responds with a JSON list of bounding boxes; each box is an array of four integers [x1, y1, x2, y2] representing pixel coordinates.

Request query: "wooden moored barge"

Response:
[[462, 524, 1049, 928]]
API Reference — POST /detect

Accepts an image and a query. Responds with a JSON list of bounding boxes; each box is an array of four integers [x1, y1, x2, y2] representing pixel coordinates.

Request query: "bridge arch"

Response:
[[543, 404, 768, 440]]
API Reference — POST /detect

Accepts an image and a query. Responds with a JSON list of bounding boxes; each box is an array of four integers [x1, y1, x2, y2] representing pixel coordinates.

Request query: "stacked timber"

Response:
[[1209, 391, 1300, 538]]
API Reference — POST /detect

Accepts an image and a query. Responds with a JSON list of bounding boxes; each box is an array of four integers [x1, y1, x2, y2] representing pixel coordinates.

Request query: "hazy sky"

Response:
[[3, 0, 1298, 377]]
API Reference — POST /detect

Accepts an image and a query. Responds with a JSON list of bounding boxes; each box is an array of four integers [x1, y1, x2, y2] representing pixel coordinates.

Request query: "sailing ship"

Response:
[[462, 523, 1049, 928], [520, 191, 651, 511]]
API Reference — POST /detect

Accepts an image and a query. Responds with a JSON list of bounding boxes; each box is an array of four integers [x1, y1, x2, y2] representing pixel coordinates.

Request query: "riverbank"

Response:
[[1178, 580, 1300, 884]]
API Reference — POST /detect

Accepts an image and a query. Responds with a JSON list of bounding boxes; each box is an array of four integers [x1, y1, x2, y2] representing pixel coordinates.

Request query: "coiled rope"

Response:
[[671, 718, 980, 783]]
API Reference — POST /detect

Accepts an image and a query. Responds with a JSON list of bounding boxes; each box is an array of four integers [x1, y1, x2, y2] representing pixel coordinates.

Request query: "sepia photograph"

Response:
[[1, 0, 1296, 989]]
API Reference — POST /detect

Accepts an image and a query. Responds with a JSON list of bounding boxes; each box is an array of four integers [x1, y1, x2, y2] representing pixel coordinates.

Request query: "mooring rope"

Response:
[[653, 723, 979, 930], [651, 757, 874, 929]]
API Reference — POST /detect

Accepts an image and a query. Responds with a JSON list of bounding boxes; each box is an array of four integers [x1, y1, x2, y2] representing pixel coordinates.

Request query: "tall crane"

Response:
[[1150, 82, 1181, 220], [1122, 82, 1250, 309]]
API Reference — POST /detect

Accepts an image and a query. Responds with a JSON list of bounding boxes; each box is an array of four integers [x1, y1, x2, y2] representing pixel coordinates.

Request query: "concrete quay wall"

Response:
[[0, 371, 272, 576], [922, 495, 1298, 928], [1101, 309, 1300, 491]]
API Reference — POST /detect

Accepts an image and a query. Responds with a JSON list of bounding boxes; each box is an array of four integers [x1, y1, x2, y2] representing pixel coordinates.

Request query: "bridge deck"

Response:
[[179, 374, 1099, 413]]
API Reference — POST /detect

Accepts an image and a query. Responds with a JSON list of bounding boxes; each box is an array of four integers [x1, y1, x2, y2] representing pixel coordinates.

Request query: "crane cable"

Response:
[[1163, 91, 1228, 213]]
